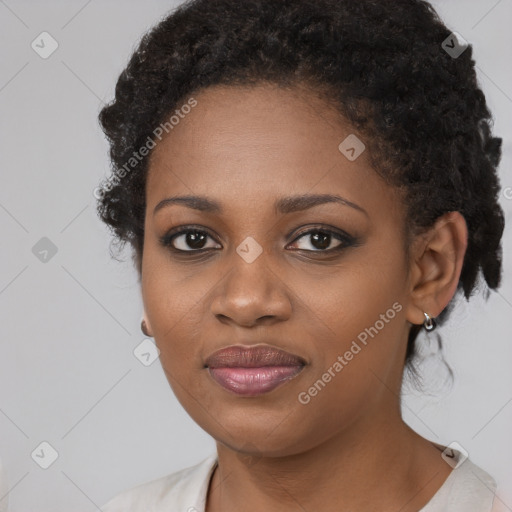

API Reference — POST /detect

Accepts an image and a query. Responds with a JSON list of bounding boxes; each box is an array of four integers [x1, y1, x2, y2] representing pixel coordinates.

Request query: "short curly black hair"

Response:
[[96, 0, 505, 368]]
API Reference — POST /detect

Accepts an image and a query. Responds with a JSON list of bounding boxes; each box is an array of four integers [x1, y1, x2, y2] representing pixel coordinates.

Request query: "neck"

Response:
[[206, 406, 447, 512]]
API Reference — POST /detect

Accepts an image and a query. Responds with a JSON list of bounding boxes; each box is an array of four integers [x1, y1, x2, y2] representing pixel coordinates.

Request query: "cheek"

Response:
[[296, 239, 407, 346], [287, 274, 407, 449], [142, 266, 212, 416], [293, 240, 408, 401], [141, 250, 213, 372]]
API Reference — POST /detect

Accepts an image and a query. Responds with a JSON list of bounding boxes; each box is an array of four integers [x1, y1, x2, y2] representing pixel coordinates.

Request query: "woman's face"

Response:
[[142, 83, 415, 456]]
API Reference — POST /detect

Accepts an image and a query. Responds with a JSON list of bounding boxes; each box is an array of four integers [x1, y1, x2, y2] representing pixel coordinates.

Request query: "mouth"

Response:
[[205, 344, 306, 396]]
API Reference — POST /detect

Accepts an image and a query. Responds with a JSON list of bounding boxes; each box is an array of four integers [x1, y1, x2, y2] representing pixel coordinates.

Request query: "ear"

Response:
[[405, 211, 468, 327], [141, 312, 154, 337]]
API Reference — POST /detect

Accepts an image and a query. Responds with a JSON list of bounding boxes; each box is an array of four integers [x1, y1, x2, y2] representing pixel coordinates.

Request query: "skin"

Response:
[[141, 82, 468, 512]]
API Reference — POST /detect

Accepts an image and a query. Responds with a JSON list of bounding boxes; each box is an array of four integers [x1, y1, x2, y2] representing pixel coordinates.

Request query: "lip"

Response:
[[205, 344, 306, 396]]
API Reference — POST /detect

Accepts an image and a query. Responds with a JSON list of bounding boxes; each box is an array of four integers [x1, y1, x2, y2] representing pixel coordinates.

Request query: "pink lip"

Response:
[[205, 345, 306, 396]]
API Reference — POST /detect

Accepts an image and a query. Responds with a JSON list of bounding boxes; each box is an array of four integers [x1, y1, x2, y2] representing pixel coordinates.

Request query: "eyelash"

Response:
[[159, 224, 357, 256]]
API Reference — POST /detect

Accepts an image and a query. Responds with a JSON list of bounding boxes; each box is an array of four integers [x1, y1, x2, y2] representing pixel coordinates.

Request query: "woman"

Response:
[[96, 0, 505, 510]]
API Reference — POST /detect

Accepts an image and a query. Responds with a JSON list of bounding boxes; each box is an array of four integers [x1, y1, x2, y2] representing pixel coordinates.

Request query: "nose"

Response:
[[210, 249, 292, 327]]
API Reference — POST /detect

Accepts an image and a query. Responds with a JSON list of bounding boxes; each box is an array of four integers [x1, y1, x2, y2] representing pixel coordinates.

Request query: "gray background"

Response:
[[0, 0, 511, 510]]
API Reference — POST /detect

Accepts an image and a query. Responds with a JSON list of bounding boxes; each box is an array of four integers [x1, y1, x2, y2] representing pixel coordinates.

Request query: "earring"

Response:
[[141, 319, 151, 337], [423, 312, 436, 331]]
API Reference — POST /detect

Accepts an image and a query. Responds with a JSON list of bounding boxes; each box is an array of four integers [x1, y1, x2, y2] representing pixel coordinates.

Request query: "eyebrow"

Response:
[[153, 193, 368, 217]]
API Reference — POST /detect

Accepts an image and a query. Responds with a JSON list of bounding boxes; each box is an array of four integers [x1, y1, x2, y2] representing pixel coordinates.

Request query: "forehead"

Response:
[[148, 82, 346, 168], [146, 83, 399, 219]]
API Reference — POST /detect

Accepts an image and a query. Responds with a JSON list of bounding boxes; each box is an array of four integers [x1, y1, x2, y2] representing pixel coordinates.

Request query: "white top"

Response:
[[102, 448, 499, 512]]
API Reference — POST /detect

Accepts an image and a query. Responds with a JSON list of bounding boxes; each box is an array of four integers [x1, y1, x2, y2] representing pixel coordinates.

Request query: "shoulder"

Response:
[[421, 450, 497, 512], [101, 454, 218, 512]]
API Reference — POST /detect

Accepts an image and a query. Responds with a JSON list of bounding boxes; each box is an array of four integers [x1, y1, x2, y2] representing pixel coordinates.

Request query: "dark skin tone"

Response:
[[141, 83, 468, 511]]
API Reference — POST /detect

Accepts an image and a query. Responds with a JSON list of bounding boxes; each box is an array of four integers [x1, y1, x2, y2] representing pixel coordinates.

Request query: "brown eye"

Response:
[[160, 227, 221, 252], [288, 228, 354, 252]]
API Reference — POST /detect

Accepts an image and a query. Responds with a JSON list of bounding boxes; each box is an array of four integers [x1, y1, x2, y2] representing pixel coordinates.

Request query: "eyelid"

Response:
[[288, 225, 354, 243]]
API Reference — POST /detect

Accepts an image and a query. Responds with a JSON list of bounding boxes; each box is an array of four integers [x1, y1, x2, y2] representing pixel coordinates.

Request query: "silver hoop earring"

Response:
[[423, 312, 436, 331]]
